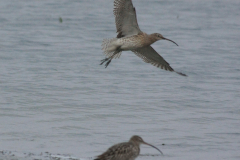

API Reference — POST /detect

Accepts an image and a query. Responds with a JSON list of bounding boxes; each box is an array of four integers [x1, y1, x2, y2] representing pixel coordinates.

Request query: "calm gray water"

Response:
[[0, 0, 240, 160]]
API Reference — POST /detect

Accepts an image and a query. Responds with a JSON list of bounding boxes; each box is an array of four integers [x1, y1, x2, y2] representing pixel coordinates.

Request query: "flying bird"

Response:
[[100, 0, 186, 76]]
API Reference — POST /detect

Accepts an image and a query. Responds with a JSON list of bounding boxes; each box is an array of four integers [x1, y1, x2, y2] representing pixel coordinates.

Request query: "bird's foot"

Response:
[[105, 60, 111, 68], [100, 58, 112, 68], [100, 58, 109, 65]]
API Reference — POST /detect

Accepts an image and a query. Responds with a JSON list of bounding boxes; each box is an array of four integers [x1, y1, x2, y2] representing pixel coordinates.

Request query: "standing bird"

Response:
[[94, 135, 163, 160], [101, 0, 186, 76]]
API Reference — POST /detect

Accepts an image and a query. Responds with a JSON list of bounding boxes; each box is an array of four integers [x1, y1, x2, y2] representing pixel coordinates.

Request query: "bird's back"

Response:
[[119, 32, 158, 51], [95, 142, 140, 160]]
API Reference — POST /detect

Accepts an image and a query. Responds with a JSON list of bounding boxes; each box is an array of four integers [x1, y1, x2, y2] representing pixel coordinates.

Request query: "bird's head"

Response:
[[129, 135, 163, 155], [152, 33, 178, 46], [129, 135, 144, 144]]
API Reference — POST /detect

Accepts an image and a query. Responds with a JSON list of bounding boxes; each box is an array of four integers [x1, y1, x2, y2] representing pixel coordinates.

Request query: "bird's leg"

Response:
[[105, 59, 112, 68], [100, 49, 121, 68], [100, 54, 115, 67], [100, 58, 109, 65], [100, 58, 112, 68]]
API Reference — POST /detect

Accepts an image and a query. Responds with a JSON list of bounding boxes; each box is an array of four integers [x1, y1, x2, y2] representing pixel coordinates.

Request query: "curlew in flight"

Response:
[[100, 0, 186, 76]]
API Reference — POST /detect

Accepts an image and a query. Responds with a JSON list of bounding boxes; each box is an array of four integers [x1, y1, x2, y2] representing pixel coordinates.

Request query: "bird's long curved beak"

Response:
[[143, 141, 163, 155], [163, 37, 178, 46]]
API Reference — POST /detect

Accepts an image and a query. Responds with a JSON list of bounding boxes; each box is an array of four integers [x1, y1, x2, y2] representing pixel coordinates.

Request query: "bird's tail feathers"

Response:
[[102, 38, 120, 58]]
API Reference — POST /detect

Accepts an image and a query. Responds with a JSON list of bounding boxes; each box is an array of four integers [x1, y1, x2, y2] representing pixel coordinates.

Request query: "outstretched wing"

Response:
[[114, 0, 142, 38], [132, 46, 187, 76], [132, 46, 175, 71], [95, 142, 139, 160]]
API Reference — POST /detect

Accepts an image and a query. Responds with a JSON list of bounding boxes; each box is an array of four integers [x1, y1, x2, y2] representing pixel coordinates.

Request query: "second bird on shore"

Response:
[[100, 0, 186, 76], [94, 135, 163, 160]]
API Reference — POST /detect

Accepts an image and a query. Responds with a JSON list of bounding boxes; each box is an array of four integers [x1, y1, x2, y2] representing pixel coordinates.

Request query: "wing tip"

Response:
[[175, 71, 187, 77]]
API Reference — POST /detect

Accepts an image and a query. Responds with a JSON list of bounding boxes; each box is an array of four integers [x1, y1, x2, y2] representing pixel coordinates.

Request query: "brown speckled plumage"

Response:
[[101, 0, 186, 76], [94, 135, 163, 160]]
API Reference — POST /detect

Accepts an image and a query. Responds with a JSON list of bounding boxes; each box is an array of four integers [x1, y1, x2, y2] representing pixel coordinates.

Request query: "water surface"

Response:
[[0, 0, 240, 159]]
